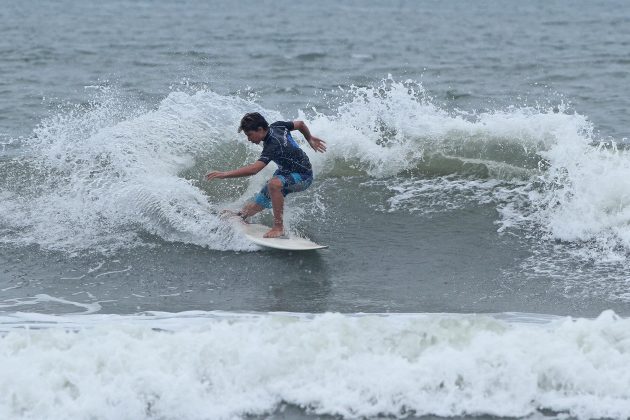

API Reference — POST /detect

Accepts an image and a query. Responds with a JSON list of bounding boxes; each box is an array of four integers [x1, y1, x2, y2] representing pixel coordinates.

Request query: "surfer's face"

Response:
[[244, 127, 267, 144]]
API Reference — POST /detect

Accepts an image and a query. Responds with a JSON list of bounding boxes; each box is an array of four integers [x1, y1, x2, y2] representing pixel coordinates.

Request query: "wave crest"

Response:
[[2, 80, 629, 258]]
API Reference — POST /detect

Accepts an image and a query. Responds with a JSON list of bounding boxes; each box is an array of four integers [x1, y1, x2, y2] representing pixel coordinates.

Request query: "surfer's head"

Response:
[[238, 112, 268, 144]]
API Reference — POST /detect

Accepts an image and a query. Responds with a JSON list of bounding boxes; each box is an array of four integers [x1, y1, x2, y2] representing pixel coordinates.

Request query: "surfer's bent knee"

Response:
[[250, 173, 313, 209], [268, 177, 283, 191]]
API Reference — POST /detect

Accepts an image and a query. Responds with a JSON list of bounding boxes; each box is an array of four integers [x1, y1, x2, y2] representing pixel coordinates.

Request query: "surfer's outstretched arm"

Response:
[[206, 161, 266, 180], [292, 121, 327, 153]]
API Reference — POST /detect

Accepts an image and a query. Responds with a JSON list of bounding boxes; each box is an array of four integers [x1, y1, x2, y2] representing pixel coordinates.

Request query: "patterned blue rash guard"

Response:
[[257, 121, 313, 176]]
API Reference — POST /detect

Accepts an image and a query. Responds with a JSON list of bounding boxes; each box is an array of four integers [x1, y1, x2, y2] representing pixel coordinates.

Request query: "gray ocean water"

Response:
[[2, 1, 630, 419]]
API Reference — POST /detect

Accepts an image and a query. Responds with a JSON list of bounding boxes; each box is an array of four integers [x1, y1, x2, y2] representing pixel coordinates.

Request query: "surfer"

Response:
[[206, 112, 327, 238]]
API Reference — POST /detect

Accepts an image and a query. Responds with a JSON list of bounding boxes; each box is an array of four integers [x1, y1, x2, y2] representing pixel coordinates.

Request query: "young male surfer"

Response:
[[206, 112, 327, 238]]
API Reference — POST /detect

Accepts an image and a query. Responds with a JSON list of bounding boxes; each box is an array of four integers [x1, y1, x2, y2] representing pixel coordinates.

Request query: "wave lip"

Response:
[[0, 88, 263, 253], [3, 79, 630, 260], [1, 310, 629, 419]]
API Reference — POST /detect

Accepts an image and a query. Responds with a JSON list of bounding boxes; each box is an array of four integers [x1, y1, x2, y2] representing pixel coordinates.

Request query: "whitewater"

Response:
[[2, 310, 630, 419], [2, 81, 630, 260], [3, 1, 630, 418]]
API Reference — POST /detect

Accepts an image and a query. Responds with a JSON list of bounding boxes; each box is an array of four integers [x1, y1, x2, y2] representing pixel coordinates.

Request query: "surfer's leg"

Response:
[[233, 180, 275, 222], [264, 176, 285, 238], [262, 173, 313, 238], [238, 201, 264, 219], [221, 202, 263, 221]]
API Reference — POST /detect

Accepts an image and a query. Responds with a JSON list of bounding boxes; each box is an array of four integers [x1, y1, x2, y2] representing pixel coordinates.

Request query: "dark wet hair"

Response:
[[238, 112, 269, 133]]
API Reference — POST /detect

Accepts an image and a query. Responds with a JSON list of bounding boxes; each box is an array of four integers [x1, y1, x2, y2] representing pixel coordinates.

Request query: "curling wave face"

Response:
[[1, 80, 629, 258]]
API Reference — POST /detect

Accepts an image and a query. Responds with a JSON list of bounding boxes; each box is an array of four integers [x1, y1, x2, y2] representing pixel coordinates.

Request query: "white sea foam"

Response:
[[1, 310, 629, 419], [534, 137, 630, 259], [364, 177, 511, 214], [1, 88, 264, 253], [1, 80, 630, 258], [308, 80, 630, 259], [0, 294, 102, 314]]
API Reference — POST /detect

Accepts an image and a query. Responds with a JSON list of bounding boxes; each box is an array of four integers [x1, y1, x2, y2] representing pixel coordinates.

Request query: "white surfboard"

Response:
[[237, 221, 327, 251]]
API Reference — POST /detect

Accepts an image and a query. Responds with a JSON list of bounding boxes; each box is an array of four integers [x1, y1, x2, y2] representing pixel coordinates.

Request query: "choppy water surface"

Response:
[[1, 0, 630, 419]]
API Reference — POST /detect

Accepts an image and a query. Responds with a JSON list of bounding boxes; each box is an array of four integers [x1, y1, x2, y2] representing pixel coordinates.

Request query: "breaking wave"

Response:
[[1, 310, 629, 419], [1, 79, 629, 258]]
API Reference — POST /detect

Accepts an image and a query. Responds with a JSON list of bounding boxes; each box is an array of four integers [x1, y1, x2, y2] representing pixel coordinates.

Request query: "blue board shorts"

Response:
[[253, 171, 313, 209]]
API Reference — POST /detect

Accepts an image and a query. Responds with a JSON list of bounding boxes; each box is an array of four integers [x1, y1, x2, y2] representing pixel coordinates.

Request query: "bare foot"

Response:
[[263, 226, 285, 238]]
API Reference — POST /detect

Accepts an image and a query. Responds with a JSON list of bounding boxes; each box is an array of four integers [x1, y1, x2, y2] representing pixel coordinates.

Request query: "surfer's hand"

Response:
[[206, 171, 226, 180], [307, 136, 327, 153]]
